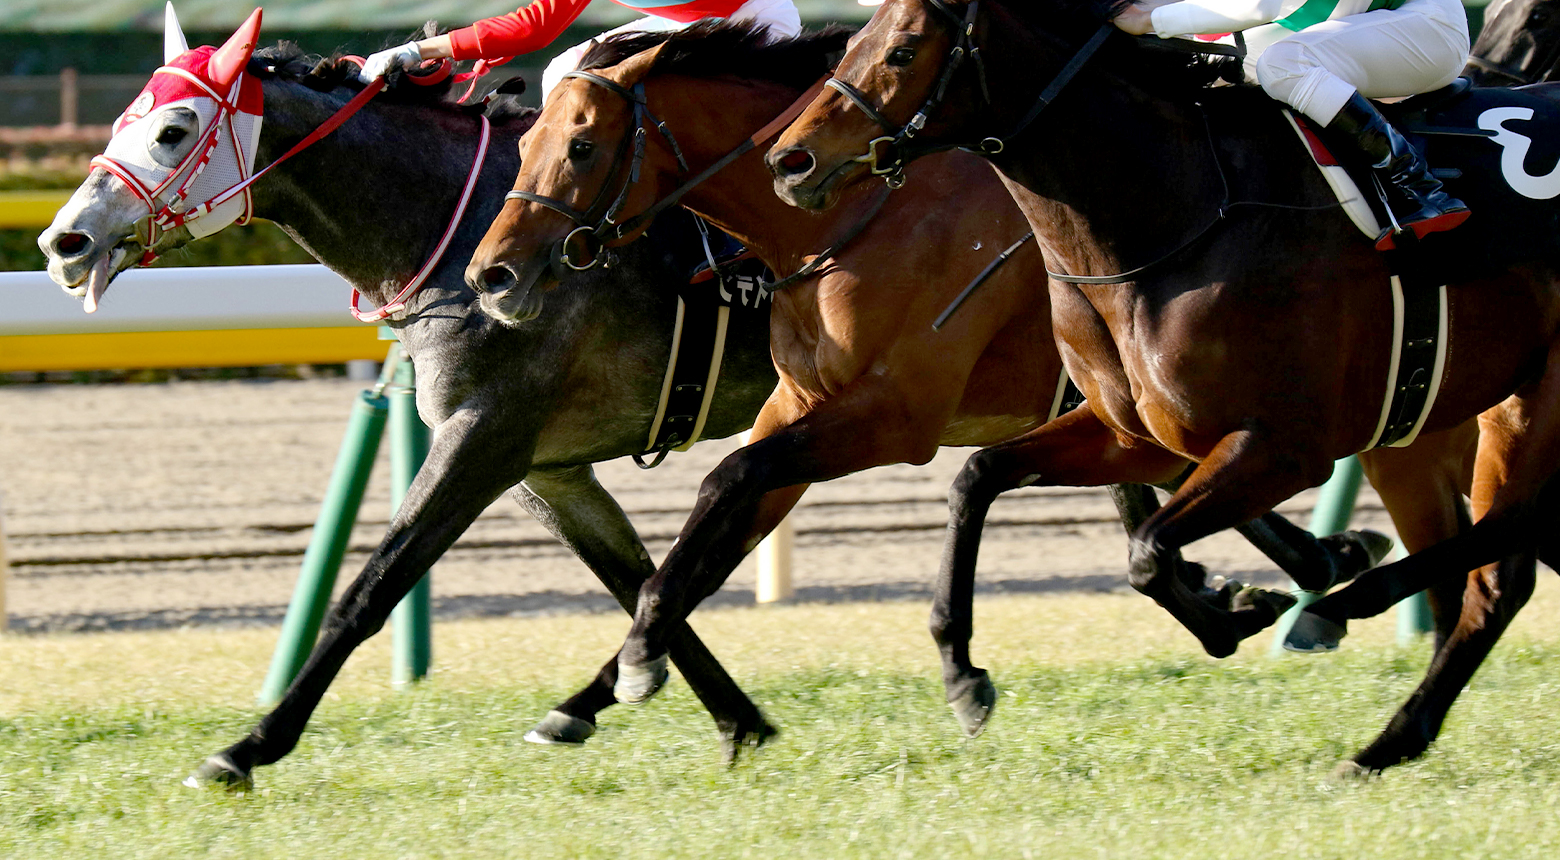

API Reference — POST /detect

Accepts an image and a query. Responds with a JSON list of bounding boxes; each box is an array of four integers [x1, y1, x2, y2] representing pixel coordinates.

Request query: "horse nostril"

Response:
[[776, 148, 815, 177], [54, 232, 91, 257], [481, 265, 516, 291]]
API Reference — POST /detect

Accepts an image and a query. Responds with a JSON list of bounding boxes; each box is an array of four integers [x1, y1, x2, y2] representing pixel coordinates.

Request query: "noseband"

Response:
[[503, 69, 830, 275], [826, 0, 1113, 185], [503, 71, 692, 273]]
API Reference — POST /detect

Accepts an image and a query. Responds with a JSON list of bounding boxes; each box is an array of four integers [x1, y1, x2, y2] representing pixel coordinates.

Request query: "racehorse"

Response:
[[1467, 0, 1560, 85], [37, 16, 780, 788], [464, 22, 1480, 736], [769, 0, 1560, 775]]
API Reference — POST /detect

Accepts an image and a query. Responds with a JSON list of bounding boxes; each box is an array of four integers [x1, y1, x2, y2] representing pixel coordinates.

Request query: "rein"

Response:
[[351, 112, 492, 321]]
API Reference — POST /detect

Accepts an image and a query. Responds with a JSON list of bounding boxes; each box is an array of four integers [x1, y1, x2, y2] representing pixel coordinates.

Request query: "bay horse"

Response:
[[465, 22, 1475, 737], [37, 30, 781, 786], [1467, 0, 1560, 85], [770, 0, 1560, 774]]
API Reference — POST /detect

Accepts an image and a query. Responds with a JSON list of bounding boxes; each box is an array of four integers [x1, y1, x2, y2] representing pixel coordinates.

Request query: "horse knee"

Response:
[[1126, 535, 1170, 593]]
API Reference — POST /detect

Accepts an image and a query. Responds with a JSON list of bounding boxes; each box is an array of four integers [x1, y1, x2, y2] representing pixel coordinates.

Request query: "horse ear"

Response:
[[609, 42, 673, 86], [163, 3, 190, 64], [209, 7, 264, 89]]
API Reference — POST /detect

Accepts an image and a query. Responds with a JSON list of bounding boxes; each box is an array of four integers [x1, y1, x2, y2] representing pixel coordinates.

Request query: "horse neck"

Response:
[[973, 18, 1231, 276], [645, 76, 847, 272], [248, 80, 501, 308]]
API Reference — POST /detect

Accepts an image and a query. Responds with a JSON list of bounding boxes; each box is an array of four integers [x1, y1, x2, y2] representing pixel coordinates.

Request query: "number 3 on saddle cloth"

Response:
[[1284, 78, 1560, 449]]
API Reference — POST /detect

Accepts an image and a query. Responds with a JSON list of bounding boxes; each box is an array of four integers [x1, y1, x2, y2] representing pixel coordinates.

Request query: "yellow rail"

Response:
[[0, 326, 386, 372], [0, 190, 72, 229]]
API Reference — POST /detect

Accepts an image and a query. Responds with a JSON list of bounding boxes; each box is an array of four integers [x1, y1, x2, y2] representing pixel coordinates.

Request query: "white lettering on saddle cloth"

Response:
[[1479, 107, 1560, 200]]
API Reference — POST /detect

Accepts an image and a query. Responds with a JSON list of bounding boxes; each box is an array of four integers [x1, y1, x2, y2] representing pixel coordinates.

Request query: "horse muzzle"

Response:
[[767, 144, 866, 212], [466, 251, 549, 325]]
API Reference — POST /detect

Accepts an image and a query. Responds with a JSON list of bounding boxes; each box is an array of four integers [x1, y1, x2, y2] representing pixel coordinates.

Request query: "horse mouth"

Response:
[[777, 155, 864, 212], [56, 239, 140, 314], [477, 275, 547, 325]]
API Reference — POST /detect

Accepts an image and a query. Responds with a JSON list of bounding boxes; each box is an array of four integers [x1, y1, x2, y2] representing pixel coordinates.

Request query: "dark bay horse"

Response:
[[465, 23, 1476, 736], [38, 41, 780, 787], [770, 0, 1560, 774], [1467, 0, 1560, 85]]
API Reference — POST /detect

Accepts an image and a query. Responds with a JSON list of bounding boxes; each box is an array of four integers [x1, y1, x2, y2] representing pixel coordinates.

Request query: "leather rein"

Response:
[[504, 71, 882, 287]]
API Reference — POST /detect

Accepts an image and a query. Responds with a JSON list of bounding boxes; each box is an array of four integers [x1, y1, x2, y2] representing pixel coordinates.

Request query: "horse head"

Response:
[[39, 4, 264, 312], [1467, 0, 1560, 85], [769, 0, 1117, 211], [466, 44, 672, 324]]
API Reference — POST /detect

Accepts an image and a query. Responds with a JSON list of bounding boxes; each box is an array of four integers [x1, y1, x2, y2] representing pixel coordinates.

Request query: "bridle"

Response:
[[504, 69, 831, 275], [504, 71, 676, 274], [93, 52, 489, 323], [825, 0, 1113, 185], [90, 62, 277, 266]]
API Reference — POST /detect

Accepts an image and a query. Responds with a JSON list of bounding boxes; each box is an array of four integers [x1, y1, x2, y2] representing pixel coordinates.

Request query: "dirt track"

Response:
[[0, 378, 1394, 633]]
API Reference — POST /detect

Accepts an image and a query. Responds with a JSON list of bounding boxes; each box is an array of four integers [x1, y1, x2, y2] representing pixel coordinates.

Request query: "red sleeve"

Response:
[[448, 0, 594, 60]]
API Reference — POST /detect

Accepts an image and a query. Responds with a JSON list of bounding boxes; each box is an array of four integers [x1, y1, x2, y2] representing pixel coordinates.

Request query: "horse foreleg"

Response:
[[1294, 390, 1560, 646], [615, 377, 961, 705], [511, 466, 773, 759], [1128, 429, 1338, 658], [188, 408, 530, 789], [1358, 422, 1479, 650], [1342, 553, 1535, 777], [1333, 402, 1539, 774], [932, 407, 1186, 737]]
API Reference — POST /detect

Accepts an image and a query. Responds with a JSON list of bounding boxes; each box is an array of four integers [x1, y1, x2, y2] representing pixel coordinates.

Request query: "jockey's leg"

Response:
[[1254, 0, 1471, 248]]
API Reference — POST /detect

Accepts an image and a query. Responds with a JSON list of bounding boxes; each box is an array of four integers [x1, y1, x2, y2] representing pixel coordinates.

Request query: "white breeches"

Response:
[[540, 0, 804, 103], [1247, 0, 1469, 125]]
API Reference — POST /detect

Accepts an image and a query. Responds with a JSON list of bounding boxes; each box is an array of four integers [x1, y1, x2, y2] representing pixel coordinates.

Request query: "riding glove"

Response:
[[359, 42, 424, 82]]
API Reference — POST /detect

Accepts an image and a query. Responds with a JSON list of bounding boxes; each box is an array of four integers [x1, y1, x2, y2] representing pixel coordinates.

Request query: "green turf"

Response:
[[3, 641, 1559, 859]]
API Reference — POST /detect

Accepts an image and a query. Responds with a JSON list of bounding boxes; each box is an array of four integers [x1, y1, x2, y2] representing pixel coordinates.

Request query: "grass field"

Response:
[[4, 583, 1560, 859]]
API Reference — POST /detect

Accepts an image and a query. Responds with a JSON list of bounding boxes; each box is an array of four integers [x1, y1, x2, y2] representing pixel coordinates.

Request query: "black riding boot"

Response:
[[1325, 92, 1469, 250]]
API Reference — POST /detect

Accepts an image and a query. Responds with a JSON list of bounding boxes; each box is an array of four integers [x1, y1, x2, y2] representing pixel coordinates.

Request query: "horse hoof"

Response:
[[523, 710, 596, 745], [720, 716, 779, 764], [182, 754, 253, 792], [614, 653, 670, 704], [950, 673, 998, 738], [1283, 611, 1347, 653], [1349, 530, 1395, 569], [1329, 760, 1378, 782]]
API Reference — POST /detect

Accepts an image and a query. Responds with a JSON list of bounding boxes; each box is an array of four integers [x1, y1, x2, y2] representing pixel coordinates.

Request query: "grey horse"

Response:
[[38, 46, 780, 788]]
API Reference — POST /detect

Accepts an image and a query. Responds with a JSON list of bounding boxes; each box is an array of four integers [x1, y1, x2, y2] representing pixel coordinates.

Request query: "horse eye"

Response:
[[887, 46, 916, 67], [156, 127, 188, 146], [568, 139, 595, 161]]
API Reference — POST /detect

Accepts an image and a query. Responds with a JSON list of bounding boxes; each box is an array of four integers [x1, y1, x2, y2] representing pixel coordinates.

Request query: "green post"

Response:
[[258, 369, 392, 706], [388, 348, 433, 687], [1397, 593, 1433, 644], [1269, 456, 1364, 656]]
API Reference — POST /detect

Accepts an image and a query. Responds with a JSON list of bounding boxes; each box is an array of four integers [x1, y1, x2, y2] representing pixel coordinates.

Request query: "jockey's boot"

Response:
[[1326, 92, 1469, 251]]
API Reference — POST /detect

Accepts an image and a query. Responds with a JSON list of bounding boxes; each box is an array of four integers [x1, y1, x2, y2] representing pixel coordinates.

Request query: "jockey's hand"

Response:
[[359, 42, 426, 82], [1112, 1, 1173, 36]]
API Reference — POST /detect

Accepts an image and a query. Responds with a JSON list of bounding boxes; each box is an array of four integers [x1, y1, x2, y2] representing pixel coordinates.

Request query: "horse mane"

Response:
[[249, 35, 538, 126], [578, 20, 853, 90], [1000, 0, 1246, 96]]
